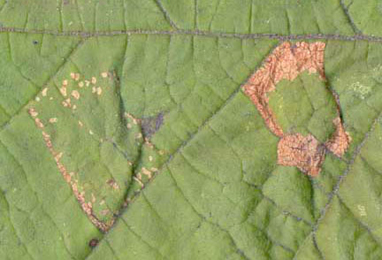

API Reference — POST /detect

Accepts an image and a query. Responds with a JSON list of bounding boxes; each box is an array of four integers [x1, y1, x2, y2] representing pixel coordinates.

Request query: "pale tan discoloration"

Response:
[[91, 77, 97, 84], [107, 179, 119, 190], [62, 98, 71, 108], [71, 90, 80, 100], [35, 97, 41, 102], [60, 86, 67, 97], [29, 109, 113, 232], [141, 167, 152, 179], [49, 118, 58, 123], [62, 79, 68, 86], [74, 73, 80, 81], [124, 112, 140, 125], [28, 108, 38, 117], [96, 87, 102, 96], [101, 72, 108, 78], [78, 81, 84, 88], [85, 80, 90, 87], [133, 177, 144, 188], [78, 121, 84, 127], [42, 88, 48, 97], [34, 118, 44, 128], [243, 42, 350, 176]]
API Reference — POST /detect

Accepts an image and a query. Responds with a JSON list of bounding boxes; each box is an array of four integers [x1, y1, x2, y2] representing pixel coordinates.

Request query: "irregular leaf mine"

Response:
[[27, 71, 166, 231], [243, 42, 351, 176]]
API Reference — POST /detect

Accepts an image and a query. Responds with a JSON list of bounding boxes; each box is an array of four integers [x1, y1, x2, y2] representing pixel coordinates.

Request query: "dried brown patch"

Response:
[[243, 42, 350, 176], [278, 134, 325, 177], [325, 117, 351, 157]]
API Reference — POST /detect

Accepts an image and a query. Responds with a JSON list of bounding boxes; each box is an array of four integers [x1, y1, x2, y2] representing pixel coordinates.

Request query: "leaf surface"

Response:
[[0, 1, 382, 260]]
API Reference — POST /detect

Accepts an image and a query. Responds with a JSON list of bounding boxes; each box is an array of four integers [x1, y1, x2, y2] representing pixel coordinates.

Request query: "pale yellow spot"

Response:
[[127, 123, 132, 129], [78, 121, 83, 127], [85, 80, 90, 87], [142, 167, 152, 179], [35, 97, 41, 102], [49, 97, 54, 101], [92, 87, 96, 93], [101, 72, 108, 78], [357, 205, 367, 217], [71, 90, 80, 100], [91, 77, 97, 84], [42, 87, 48, 97], [159, 150, 165, 155], [89, 130, 94, 135], [72, 105, 77, 110], [151, 167, 158, 172], [78, 81, 84, 88], [60, 87, 67, 97], [149, 156, 153, 162], [28, 108, 38, 117], [49, 118, 58, 123], [133, 177, 144, 188], [70, 73, 75, 79], [62, 98, 71, 107], [74, 73, 80, 81], [96, 87, 102, 96], [63, 79, 68, 86], [100, 200, 105, 205], [34, 118, 44, 128], [136, 133, 142, 139], [91, 193, 96, 203]]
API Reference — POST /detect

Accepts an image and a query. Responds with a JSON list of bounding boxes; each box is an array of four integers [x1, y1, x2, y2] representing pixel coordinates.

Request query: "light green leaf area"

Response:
[[268, 72, 338, 142], [0, 1, 382, 260]]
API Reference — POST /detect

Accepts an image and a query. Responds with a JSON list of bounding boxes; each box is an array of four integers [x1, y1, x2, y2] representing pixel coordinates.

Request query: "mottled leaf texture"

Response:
[[0, 1, 382, 260]]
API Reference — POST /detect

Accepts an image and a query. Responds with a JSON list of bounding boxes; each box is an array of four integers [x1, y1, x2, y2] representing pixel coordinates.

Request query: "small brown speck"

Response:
[[88, 238, 99, 248]]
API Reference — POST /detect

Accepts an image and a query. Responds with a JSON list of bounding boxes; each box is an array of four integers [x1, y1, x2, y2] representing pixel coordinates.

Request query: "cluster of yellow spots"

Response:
[[27, 106, 112, 232]]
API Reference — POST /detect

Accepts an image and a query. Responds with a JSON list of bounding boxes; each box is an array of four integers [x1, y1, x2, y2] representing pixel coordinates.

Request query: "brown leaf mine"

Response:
[[243, 42, 350, 176]]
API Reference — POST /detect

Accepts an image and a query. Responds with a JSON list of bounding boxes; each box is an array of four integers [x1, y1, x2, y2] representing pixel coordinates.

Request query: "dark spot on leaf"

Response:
[[141, 112, 164, 138], [32, 40, 38, 45], [88, 238, 99, 248]]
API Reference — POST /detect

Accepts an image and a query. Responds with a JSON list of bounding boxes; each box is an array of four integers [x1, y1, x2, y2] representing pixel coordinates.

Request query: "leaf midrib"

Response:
[[1, 27, 382, 43]]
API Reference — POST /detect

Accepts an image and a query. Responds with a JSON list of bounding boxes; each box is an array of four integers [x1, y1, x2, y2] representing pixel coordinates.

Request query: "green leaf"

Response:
[[1, 1, 382, 260]]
